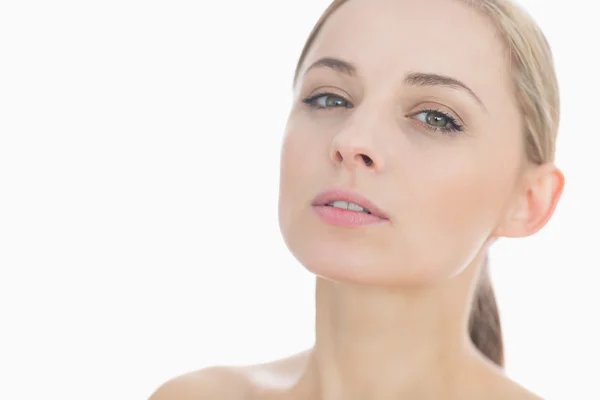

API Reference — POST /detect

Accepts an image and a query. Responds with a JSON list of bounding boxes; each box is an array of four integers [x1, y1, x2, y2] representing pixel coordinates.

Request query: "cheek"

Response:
[[418, 169, 505, 227], [279, 115, 331, 190], [397, 147, 519, 267], [278, 122, 324, 224], [406, 130, 522, 224], [280, 127, 313, 192]]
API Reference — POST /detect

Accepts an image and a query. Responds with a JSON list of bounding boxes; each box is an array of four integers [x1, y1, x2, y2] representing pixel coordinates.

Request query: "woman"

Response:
[[152, 0, 564, 398]]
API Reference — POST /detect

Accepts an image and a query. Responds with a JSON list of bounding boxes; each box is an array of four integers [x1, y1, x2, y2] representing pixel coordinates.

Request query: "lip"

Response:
[[311, 188, 390, 220]]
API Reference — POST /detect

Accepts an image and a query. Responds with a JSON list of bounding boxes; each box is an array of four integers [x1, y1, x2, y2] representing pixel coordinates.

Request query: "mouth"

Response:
[[311, 189, 390, 221], [324, 200, 373, 215]]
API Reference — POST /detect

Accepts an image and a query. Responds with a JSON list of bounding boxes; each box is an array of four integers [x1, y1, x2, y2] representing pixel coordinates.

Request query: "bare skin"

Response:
[[150, 338, 543, 400], [150, 0, 563, 398], [151, 262, 545, 399]]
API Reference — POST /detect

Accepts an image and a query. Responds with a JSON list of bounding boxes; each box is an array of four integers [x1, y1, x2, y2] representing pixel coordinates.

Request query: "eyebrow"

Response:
[[304, 57, 357, 77], [403, 72, 486, 111], [303, 57, 486, 111]]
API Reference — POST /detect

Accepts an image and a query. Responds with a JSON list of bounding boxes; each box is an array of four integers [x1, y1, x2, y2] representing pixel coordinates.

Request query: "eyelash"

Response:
[[412, 108, 464, 134], [302, 92, 353, 110], [302, 92, 464, 134]]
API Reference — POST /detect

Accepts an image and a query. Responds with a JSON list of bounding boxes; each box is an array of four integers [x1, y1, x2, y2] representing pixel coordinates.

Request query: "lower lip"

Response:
[[312, 205, 388, 227]]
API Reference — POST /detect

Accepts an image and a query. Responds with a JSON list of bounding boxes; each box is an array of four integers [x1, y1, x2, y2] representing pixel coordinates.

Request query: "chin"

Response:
[[282, 232, 449, 287], [278, 206, 472, 287]]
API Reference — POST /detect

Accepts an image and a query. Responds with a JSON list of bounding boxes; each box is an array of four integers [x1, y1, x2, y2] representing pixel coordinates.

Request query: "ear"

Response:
[[493, 163, 564, 239]]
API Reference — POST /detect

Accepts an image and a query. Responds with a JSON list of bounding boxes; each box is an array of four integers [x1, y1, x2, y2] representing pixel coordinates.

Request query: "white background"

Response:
[[0, 1, 597, 399]]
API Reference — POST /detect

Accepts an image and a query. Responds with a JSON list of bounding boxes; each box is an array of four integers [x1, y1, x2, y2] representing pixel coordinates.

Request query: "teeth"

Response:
[[327, 200, 370, 214], [347, 202, 365, 212]]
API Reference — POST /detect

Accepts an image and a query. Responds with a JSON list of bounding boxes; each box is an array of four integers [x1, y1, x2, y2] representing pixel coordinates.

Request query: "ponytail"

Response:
[[468, 254, 504, 367]]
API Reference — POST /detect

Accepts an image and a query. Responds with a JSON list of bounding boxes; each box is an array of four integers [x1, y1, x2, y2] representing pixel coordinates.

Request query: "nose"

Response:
[[329, 130, 384, 171]]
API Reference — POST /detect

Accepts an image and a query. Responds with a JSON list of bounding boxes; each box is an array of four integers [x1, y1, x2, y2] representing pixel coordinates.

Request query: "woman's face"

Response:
[[278, 0, 525, 286]]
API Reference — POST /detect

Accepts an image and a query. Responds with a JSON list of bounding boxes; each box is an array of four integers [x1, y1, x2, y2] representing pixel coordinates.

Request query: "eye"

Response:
[[302, 93, 353, 110], [411, 109, 464, 134]]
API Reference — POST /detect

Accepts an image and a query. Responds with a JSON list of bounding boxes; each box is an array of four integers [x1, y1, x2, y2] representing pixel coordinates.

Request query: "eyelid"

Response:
[[305, 86, 353, 102], [407, 102, 464, 125]]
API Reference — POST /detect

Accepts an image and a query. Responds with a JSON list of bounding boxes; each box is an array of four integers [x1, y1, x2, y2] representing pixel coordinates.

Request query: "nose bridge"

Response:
[[331, 99, 389, 170]]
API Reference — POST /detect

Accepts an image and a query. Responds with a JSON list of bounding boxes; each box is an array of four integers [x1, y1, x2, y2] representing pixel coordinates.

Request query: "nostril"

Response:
[[360, 154, 373, 167], [334, 150, 375, 167]]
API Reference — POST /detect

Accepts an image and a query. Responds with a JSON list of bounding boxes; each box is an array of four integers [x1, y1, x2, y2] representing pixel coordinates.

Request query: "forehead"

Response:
[[303, 0, 513, 104]]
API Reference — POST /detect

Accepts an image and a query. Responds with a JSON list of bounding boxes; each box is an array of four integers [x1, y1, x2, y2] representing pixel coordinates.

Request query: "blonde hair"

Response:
[[293, 0, 560, 367]]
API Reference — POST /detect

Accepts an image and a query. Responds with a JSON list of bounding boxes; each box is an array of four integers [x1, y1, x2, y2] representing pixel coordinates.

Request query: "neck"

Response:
[[305, 261, 482, 400]]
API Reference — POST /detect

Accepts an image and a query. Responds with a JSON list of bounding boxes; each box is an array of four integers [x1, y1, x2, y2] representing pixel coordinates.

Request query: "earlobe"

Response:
[[494, 164, 564, 239]]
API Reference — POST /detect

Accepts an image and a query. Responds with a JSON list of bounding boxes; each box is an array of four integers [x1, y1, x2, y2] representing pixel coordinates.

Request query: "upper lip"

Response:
[[312, 188, 390, 220]]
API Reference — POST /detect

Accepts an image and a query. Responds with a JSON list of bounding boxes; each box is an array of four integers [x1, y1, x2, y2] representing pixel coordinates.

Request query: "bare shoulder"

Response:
[[477, 364, 544, 400], [492, 379, 544, 400], [149, 366, 255, 400], [149, 350, 312, 400]]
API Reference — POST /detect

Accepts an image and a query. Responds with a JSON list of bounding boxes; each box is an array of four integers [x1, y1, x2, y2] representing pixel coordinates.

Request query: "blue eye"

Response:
[[412, 109, 463, 134], [302, 93, 353, 109]]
